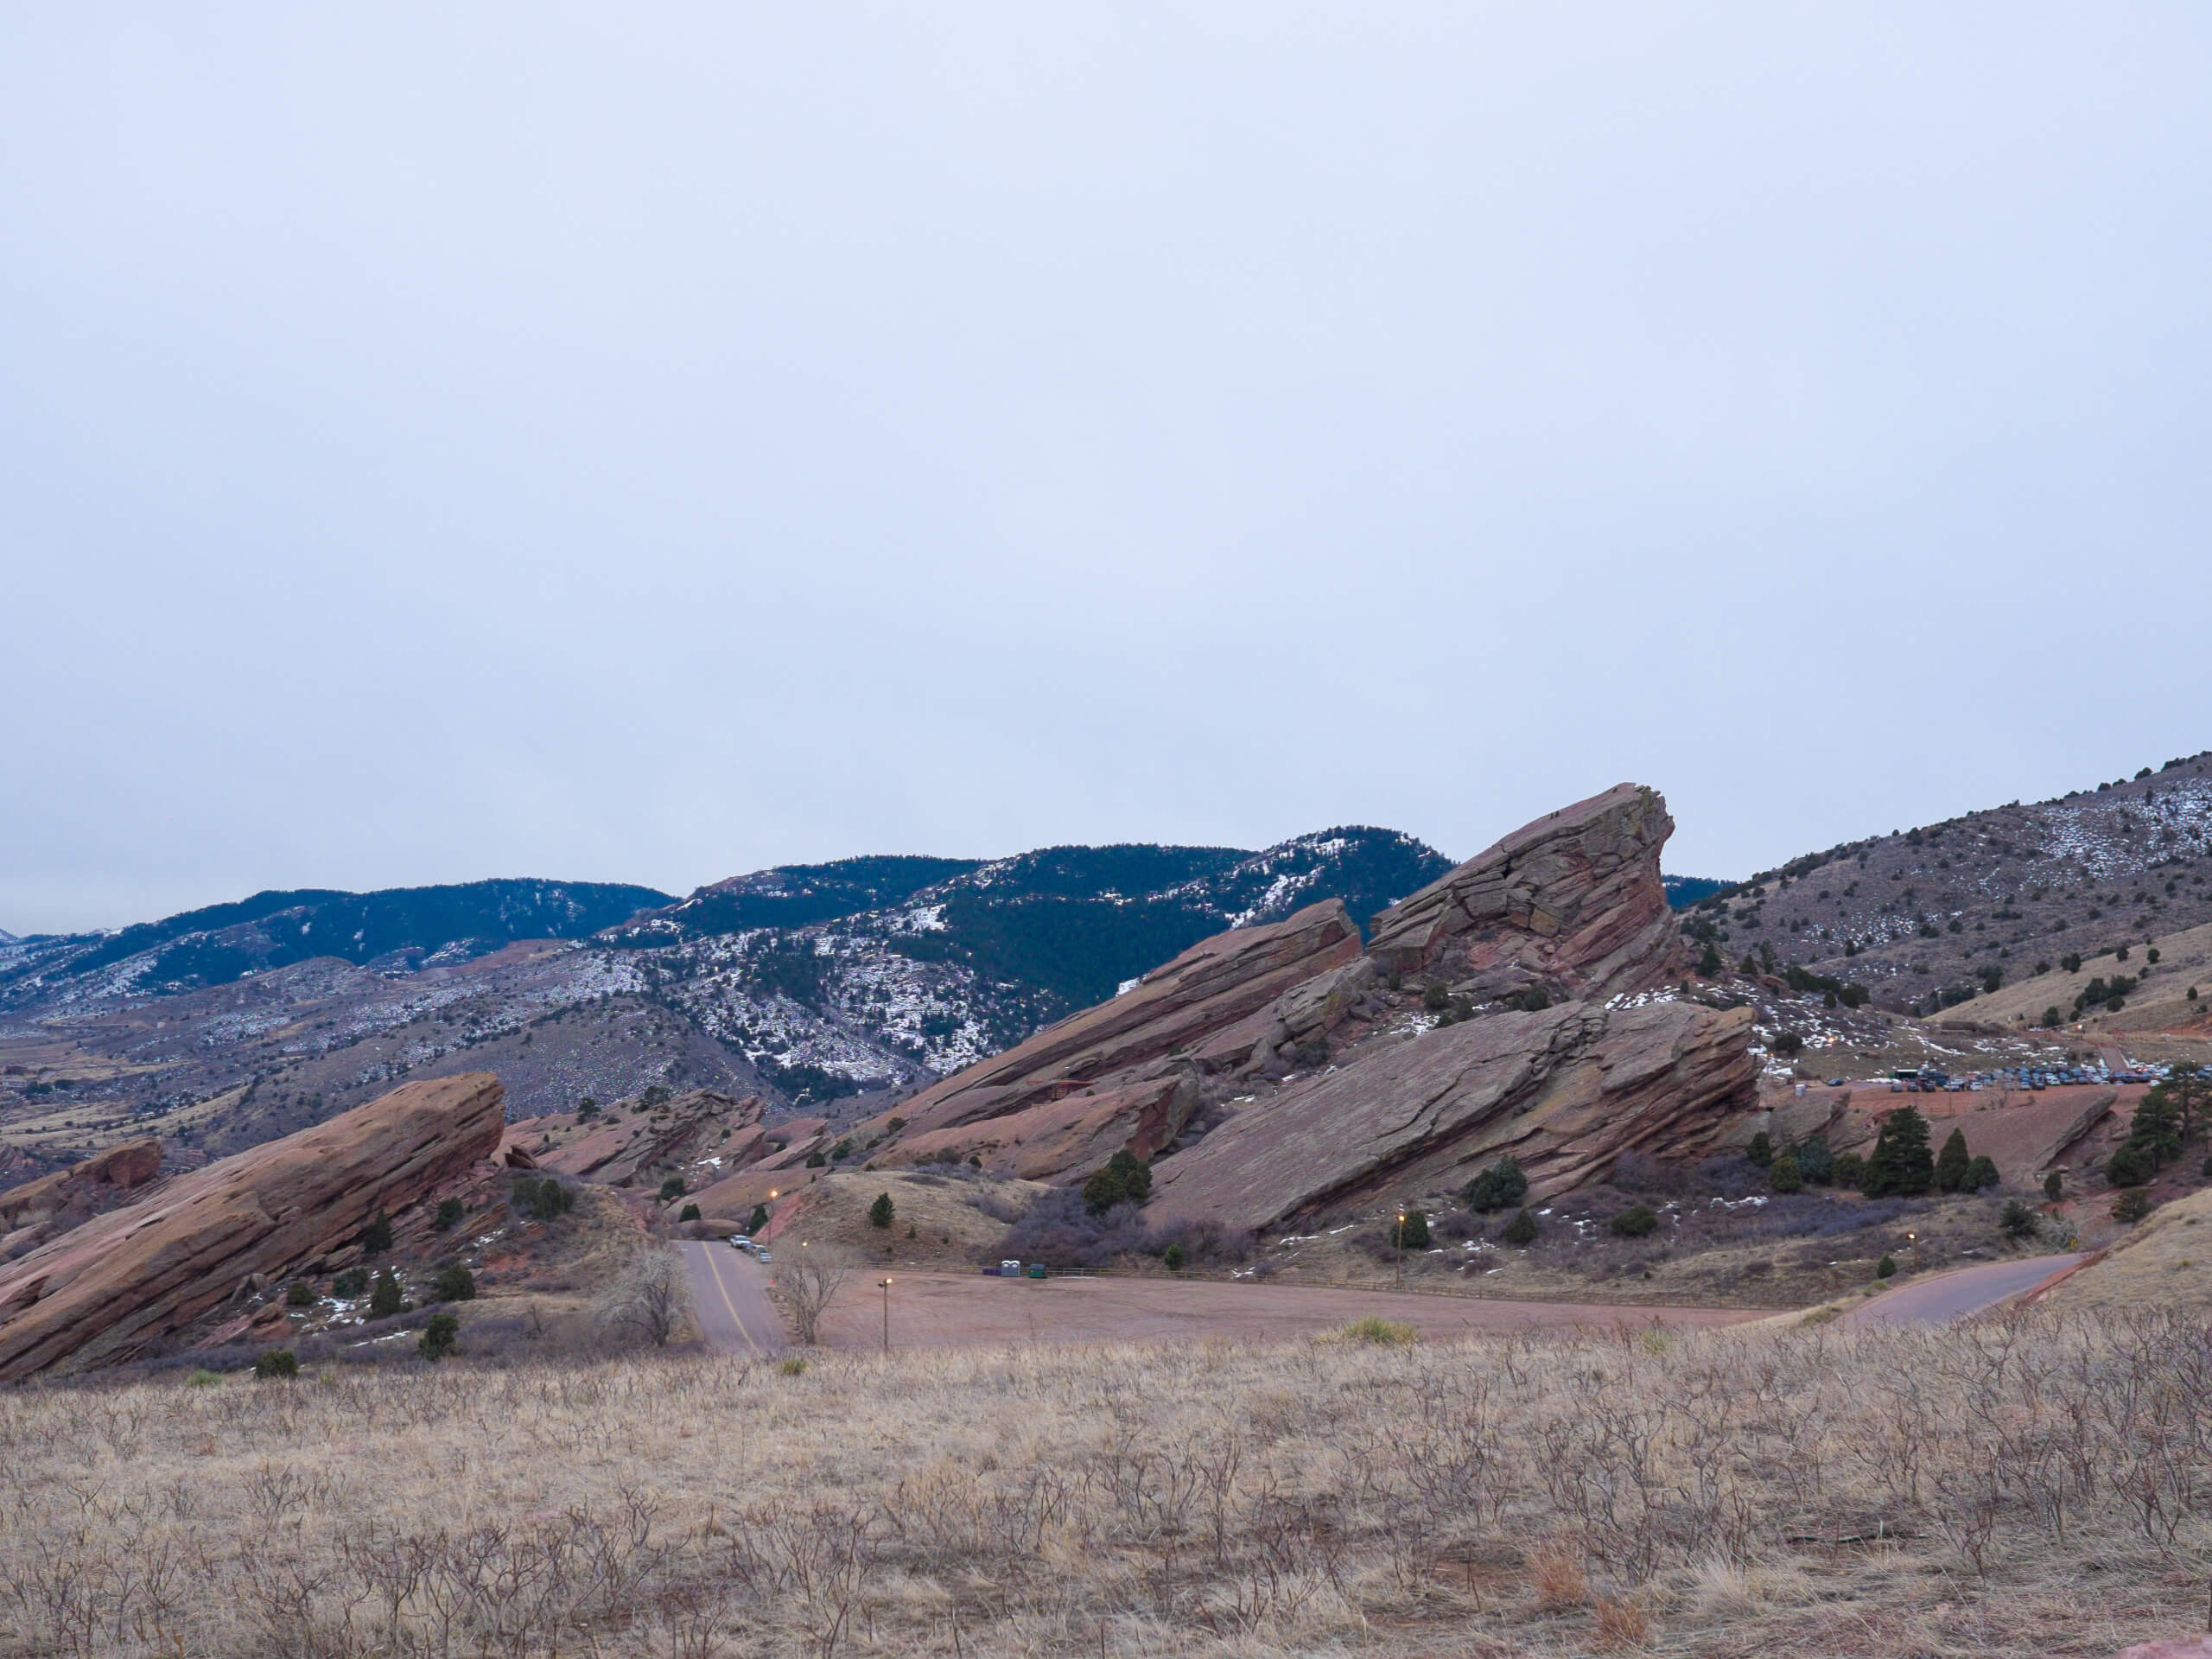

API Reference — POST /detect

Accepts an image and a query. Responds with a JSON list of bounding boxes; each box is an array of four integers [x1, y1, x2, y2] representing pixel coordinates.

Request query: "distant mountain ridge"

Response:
[[0, 827, 1460, 1160], [0, 879, 675, 1001]]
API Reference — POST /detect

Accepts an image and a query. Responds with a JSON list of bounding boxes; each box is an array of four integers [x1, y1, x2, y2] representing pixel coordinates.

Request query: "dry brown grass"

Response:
[[3, 1308, 2210, 1656]]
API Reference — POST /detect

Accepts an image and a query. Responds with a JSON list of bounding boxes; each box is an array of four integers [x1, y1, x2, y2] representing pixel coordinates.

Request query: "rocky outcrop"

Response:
[[1367, 783, 1686, 1002], [0, 1074, 504, 1380], [857, 785, 1751, 1209], [1146, 998, 1756, 1231], [0, 1139, 165, 1261], [873, 1074, 1198, 1182], [526, 1090, 766, 1188], [864, 899, 1361, 1147]]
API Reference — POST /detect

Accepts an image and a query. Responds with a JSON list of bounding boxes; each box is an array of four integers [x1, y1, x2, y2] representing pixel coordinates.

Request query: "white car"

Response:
[[728, 1236, 752, 1249]]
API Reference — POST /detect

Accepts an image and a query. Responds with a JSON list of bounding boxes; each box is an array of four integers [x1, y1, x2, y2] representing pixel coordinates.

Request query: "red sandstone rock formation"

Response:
[[0, 1073, 504, 1380], [1147, 1001, 1757, 1230], [857, 785, 1751, 1210], [528, 1090, 766, 1187], [873, 1074, 1197, 1182], [861, 899, 1360, 1147], [1367, 783, 1686, 1001], [0, 1137, 165, 1262]]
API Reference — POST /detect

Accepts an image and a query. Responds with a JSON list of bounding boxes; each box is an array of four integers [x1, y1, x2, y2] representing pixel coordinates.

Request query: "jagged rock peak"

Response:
[[1367, 782, 1687, 1001]]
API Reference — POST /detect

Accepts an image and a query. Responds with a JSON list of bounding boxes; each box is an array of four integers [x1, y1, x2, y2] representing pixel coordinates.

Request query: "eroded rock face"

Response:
[[873, 1075, 1198, 1182], [1147, 1000, 1757, 1231], [0, 1073, 504, 1380], [0, 1138, 164, 1255], [857, 785, 1750, 1207], [866, 899, 1361, 1147], [1367, 783, 1686, 1002], [528, 1090, 766, 1188]]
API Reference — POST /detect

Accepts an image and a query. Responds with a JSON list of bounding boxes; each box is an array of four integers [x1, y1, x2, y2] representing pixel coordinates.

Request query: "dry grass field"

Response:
[[4, 1309, 2210, 1657]]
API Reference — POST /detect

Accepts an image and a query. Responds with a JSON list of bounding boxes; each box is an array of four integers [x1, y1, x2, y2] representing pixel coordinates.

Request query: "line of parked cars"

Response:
[[725, 1236, 772, 1264]]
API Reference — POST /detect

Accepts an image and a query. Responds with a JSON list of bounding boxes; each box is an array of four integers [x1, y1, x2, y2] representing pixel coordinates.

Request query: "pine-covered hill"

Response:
[[0, 879, 674, 1001]]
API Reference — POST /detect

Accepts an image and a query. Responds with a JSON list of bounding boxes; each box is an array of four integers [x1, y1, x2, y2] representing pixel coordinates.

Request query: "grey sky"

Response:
[[6, 6, 2209, 935]]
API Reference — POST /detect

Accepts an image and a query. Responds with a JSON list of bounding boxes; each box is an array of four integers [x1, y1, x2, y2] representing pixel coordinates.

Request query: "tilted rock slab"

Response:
[[1146, 1000, 1757, 1232], [0, 1073, 504, 1380], [870, 1074, 1198, 1182], [861, 899, 1361, 1150], [1367, 783, 1687, 1001], [0, 1138, 165, 1262]]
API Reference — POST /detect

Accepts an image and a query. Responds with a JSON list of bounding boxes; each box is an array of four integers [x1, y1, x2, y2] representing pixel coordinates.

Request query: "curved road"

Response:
[[677, 1240, 786, 1354], [1842, 1253, 2084, 1327]]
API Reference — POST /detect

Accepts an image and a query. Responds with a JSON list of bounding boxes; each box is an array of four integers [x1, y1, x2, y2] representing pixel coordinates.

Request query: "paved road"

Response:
[[678, 1240, 786, 1354], [1842, 1254, 2084, 1327]]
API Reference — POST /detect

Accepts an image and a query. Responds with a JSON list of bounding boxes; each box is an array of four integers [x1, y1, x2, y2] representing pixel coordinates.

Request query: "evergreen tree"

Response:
[[1935, 1128, 1972, 1193], [368, 1269, 403, 1320], [1768, 1151, 1803, 1193], [1462, 1156, 1528, 1212], [868, 1192, 896, 1229], [2167, 1063, 2207, 1144], [1501, 1207, 1538, 1244], [2043, 1170, 2063, 1202], [1865, 1105, 1935, 1198], [2129, 1088, 2184, 1167], [1794, 1137, 1835, 1185], [1746, 1130, 1773, 1168]]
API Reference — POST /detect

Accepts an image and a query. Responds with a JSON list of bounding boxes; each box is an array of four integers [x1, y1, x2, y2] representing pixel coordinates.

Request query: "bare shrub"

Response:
[[772, 1247, 852, 1345], [597, 1249, 692, 1349], [3, 1305, 2211, 1655]]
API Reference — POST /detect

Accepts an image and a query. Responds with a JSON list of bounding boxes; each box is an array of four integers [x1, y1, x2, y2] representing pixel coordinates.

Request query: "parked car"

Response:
[[728, 1236, 752, 1250]]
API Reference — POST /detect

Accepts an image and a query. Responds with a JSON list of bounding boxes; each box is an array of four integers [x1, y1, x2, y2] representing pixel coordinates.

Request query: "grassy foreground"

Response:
[[3, 1311, 2209, 1657]]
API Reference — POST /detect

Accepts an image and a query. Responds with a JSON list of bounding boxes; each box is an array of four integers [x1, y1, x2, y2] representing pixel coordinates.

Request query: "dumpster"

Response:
[[1026, 1263, 1047, 1280]]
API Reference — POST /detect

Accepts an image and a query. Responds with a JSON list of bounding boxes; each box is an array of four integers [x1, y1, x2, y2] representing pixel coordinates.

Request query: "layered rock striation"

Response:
[[855, 900, 1360, 1179], [0, 1074, 503, 1380], [1146, 1001, 1756, 1230], [1, 1138, 165, 1262], [855, 784, 1753, 1214], [1367, 782, 1686, 1002]]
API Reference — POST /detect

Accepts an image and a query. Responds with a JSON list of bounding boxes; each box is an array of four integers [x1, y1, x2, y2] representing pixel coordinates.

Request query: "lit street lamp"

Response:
[[1394, 1210, 1406, 1292], [878, 1277, 893, 1352]]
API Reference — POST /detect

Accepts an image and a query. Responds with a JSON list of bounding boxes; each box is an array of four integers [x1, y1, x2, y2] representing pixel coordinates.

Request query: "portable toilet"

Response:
[[1000, 1259, 1022, 1278]]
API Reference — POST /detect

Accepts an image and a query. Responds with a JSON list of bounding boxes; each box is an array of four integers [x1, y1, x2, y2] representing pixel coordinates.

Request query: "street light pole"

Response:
[[1394, 1211, 1405, 1293], [878, 1277, 892, 1353]]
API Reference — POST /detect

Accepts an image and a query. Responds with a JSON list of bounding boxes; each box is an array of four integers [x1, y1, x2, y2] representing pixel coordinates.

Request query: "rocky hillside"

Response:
[[0, 829, 1456, 1175], [1688, 750, 2212, 1015]]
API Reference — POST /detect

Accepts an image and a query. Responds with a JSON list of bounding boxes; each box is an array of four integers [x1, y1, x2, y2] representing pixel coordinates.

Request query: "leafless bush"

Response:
[[3, 1306, 2211, 1655], [772, 1247, 852, 1346], [597, 1249, 693, 1349]]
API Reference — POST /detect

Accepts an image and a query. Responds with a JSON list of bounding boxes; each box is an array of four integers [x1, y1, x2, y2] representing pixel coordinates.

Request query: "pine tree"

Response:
[[1865, 1105, 1935, 1198], [1935, 1128, 1971, 1193], [1768, 1151, 1803, 1193], [2130, 1087, 2183, 1167], [1746, 1130, 1773, 1168], [868, 1192, 896, 1229], [368, 1269, 403, 1320]]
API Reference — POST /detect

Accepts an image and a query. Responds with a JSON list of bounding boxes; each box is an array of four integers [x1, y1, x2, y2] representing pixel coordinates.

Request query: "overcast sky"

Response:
[[6, 6, 2210, 934]]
